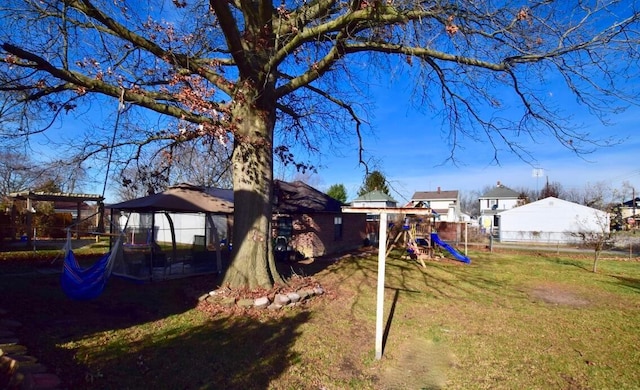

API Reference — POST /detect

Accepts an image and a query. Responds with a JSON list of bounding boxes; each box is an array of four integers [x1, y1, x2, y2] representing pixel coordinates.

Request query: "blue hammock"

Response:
[[60, 232, 123, 300]]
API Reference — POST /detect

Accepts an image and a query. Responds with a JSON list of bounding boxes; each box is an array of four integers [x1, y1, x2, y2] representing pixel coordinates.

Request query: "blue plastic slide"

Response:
[[430, 233, 471, 264]]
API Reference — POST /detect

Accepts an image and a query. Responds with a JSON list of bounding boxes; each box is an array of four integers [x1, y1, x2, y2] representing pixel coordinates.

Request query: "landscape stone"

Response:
[[298, 289, 315, 300], [274, 294, 290, 305], [9, 355, 37, 365], [1, 344, 27, 356], [14, 361, 47, 374], [0, 355, 18, 387], [313, 286, 325, 295], [287, 292, 301, 303], [267, 303, 283, 310], [0, 338, 19, 347], [254, 296, 270, 309]]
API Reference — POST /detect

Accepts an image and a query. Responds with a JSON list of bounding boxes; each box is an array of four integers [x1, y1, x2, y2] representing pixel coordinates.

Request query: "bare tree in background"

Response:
[[459, 189, 480, 217], [0, 149, 88, 196], [1, 1, 638, 288], [539, 179, 565, 200], [573, 210, 612, 273], [114, 140, 233, 201]]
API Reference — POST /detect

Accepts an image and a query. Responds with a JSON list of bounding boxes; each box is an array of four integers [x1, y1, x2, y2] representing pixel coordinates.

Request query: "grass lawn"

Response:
[[1, 247, 639, 389]]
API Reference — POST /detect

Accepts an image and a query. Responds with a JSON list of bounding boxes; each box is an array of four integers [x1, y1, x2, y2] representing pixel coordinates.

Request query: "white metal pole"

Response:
[[375, 211, 388, 360], [464, 222, 468, 256]]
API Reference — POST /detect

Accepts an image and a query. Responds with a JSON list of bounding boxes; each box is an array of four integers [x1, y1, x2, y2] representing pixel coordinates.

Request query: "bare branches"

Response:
[[0, 0, 638, 183]]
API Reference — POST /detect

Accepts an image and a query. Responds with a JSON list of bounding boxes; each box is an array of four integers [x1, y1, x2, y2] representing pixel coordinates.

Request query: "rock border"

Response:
[[198, 285, 325, 311], [0, 309, 62, 390]]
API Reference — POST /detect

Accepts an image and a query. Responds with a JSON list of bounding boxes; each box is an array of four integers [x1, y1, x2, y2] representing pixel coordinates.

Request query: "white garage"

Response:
[[497, 197, 609, 244]]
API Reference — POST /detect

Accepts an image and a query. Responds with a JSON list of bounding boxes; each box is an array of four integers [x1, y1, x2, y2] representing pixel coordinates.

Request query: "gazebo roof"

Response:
[[9, 190, 104, 203], [108, 183, 233, 214]]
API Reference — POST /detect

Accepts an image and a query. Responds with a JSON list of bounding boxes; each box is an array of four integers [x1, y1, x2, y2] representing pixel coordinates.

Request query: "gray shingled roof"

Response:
[[411, 190, 458, 200], [352, 190, 397, 203], [480, 184, 520, 198], [273, 180, 343, 214], [109, 180, 340, 215]]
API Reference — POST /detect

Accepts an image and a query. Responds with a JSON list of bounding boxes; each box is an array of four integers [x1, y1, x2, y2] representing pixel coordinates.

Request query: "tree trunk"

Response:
[[221, 87, 284, 289], [593, 250, 600, 273]]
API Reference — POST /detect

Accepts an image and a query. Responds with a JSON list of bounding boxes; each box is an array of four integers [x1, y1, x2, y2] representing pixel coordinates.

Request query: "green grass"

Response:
[[1, 248, 639, 389]]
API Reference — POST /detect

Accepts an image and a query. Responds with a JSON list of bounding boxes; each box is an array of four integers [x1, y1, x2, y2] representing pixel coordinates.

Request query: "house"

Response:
[[621, 197, 640, 228], [273, 180, 366, 258], [350, 190, 398, 209], [497, 196, 609, 244], [478, 181, 522, 232], [409, 187, 460, 222], [349, 190, 399, 244]]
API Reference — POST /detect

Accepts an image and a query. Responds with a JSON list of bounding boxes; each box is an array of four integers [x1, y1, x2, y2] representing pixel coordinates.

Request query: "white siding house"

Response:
[[478, 181, 522, 231], [350, 190, 398, 208], [409, 187, 459, 222], [497, 197, 609, 244]]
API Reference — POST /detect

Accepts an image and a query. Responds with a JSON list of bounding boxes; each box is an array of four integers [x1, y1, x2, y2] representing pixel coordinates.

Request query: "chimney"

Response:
[[497, 181, 501, 187], [437, 186, 441, 193]]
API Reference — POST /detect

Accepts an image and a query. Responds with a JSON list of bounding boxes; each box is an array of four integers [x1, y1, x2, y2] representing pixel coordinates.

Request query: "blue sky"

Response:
[[28, 66, 639, 206], [19, 2, 639, 206], [34, 72, 638, 206], [304, 77, 640, 204]]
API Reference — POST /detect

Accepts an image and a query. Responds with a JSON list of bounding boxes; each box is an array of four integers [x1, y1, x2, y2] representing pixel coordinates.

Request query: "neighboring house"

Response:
[[478, 181, 522, 232], [350, 190, 398, 209], [497, 196, 609, 244], [458, 211, 476, 226], [349, 190, 399, 244], [621, 197, 640, 227], [409, 187, 460, 222], [273, 180, 366, 258]]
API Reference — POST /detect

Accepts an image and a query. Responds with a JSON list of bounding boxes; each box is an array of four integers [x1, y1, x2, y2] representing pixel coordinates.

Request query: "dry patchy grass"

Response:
[[1, 248, 639, 389]]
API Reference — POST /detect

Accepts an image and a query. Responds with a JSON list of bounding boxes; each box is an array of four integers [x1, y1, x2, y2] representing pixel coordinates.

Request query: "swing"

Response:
[[60, 89, 125, 300], [60, 229, 124, 300]]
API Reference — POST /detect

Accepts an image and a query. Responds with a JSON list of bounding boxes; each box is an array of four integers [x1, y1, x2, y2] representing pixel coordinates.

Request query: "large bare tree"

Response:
[[0, 0, 638, 288]]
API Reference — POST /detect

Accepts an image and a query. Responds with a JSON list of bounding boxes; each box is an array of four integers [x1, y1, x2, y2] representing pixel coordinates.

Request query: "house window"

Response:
[[334, 216, 343, 240]]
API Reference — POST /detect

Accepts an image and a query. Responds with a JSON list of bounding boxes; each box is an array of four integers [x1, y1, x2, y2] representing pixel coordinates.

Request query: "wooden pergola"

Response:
[[8, 190, 105, 243]]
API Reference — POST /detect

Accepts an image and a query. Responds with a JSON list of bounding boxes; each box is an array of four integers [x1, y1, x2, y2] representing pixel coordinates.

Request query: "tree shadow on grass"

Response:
[[1, 273, 212, 334], [58, 311, 311, 389], [0, 271, 311, 389], [611, 275, 640, 293], [546, 256, 591, 271]]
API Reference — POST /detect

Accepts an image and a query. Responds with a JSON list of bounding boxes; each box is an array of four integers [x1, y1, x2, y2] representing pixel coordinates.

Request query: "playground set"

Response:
[[386, 217, 470, 267]]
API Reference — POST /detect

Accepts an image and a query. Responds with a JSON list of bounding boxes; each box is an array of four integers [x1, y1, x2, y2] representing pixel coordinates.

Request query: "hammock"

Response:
[[60, 230, 124, 300]]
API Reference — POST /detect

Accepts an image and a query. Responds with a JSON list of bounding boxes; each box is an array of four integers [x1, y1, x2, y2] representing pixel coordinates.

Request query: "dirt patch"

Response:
[[528, 282, 590, 307], [377, 338, 454, 390]]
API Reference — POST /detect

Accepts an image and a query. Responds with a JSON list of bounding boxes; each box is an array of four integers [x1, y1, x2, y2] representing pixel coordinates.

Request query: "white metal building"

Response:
[[497, 197, 609, 244]]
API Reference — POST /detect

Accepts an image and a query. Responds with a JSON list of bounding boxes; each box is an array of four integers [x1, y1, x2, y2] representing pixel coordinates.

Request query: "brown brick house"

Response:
[[273, 180, 366, 258]]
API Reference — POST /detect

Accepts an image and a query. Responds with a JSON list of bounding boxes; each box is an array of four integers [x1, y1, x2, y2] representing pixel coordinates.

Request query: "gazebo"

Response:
[[8, 190, 105, 244], [107, 183, 234, 281]]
